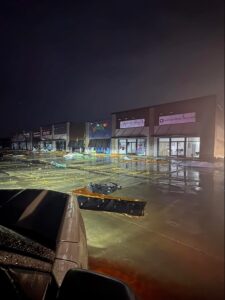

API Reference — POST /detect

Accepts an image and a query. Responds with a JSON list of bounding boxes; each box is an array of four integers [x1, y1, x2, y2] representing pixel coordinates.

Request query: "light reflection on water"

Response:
[[0, 154, 224, 300], [0, 155, 223, 197]]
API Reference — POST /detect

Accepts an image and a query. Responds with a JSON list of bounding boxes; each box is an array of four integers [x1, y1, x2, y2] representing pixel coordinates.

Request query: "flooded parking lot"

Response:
[[0, 153, 224, 299]]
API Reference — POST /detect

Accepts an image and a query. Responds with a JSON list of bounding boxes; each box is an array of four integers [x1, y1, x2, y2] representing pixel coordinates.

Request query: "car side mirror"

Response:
[[57, 269, 135, 300]]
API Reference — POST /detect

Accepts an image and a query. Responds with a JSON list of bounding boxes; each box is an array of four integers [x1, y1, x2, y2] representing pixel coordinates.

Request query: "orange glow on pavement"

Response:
[[89, 257, 197, 300]]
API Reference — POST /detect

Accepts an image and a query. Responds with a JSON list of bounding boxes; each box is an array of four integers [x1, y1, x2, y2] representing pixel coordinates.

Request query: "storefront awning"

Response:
[[153, 122, 201, 136], [113, 126, 149, 138], [88, 139, 111, 148]]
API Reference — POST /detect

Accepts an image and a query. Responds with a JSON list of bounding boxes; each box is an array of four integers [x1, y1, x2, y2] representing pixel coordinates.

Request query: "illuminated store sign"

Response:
[[91, 122, 109, 133], [159, 112, 196, 125], [89, 121, 111, 139], [120, 119, 145, 129]]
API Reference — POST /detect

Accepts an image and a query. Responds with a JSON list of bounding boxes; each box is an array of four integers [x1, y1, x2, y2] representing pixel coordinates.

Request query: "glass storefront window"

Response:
[[171, 137, 185, 141], [43, 142, 53, 151], [118, 138, 146, 155], [186, 137, 200, 142], [127, 140, 137, 154], [186, 137, 200, 158], [177, 141, 185, 156], [158, 137, 200, 158], [118, 139, 126, 154], [171, 140, 185, 156], [12, 143, 18, 150], [137, 139, 146, 155], [158, 138, 170, 156], [20, 142, 27, 150]]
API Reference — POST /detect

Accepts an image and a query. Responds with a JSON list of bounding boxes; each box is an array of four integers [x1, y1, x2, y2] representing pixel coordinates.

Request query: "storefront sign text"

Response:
[[120, 119, 145, 128], [159, 112, 196, 125]]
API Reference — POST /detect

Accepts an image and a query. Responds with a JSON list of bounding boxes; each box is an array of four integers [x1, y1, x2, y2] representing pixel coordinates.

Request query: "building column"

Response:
[[29, 131, 33, 150], [85, 122, 89, 153], [52, 141, 56, 151], [111, 138, 118, 154], [40, 127, 43, 150], [52, 125, 56, 150], [66, 122, 70, 151], [148, 136, 155, 156], [111, 114, 117, 154], [148, 107, 156, 157]]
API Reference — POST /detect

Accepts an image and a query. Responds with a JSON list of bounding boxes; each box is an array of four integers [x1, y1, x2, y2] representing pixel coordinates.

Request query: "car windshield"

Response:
[[0, 225, 54, 264], [0, 189, 68, 250]]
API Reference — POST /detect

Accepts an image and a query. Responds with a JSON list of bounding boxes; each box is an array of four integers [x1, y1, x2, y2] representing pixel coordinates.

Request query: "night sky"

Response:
[[0, 0, 224, 137]]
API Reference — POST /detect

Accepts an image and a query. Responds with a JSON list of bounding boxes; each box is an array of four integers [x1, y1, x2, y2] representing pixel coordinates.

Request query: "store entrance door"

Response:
[[177, 141, 185, 156], [170, 141, 177, 156], [127, 139, 137, 154], [170, 138, 185, 157]]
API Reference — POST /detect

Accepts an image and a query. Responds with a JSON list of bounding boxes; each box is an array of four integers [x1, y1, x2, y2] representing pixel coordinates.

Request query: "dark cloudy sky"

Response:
[[0, 0, 224, 137]]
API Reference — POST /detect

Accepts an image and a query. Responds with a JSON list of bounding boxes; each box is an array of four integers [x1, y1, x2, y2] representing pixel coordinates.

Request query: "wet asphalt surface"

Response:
[[0, 153, 224, 300]]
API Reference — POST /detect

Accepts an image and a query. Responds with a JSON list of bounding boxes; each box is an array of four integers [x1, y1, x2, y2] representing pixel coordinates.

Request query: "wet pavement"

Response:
[[0, 153, 224, 299]]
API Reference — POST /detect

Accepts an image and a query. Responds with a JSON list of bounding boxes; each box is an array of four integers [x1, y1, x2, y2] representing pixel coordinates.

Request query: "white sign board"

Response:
[[120, 119, 145, 129], [159, 112, 196, 125]]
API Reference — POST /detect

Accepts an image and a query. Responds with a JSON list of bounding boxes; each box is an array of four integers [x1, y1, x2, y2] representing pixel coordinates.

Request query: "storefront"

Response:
[[111, 108, 150, 156], [68, 122, 86, 152], [87, 120, 111, 154], [88, 138, 111, 153], [152, 99, 208, 158], [43, 122, 81, 152], [55, 140, 66, 151], [32, 130, 41, 150], [118, 138, 146, 155], [41, 126, 53, 151], [53, 122, 69, 151], [158, 137, 200, 158], [112, 95, 223, 160], [11, 132, 32, 150]]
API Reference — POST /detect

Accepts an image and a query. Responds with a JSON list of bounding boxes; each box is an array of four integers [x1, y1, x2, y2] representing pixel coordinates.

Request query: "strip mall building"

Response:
[[11, 122, 86, 152], [111, 95, 224, 160]]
